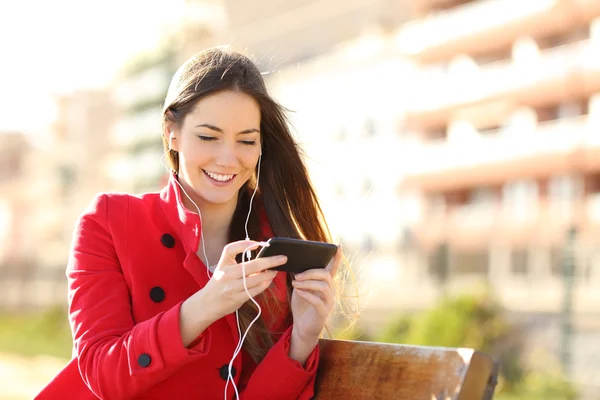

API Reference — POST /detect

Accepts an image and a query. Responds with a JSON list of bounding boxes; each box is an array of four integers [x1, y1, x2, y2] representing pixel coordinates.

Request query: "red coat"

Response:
[[36, 174, 319, 400]]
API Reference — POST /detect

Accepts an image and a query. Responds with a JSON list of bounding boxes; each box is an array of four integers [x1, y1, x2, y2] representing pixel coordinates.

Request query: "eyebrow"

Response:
[[196, 123, 260, 135]]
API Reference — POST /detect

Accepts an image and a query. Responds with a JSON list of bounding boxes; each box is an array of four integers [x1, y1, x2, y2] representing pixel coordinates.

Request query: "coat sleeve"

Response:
[[240, 325, 320, 400], [67, 193, 212, 400]]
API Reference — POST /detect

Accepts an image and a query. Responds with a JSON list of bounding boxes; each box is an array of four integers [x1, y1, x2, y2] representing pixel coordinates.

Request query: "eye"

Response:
[[240, 140, 257, 145], [198, 136, 217, 141]]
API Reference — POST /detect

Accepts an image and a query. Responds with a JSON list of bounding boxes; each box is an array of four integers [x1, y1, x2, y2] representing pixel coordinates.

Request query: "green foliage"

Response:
[[374, 291, 577, 399], [0, 306, 72, 359]]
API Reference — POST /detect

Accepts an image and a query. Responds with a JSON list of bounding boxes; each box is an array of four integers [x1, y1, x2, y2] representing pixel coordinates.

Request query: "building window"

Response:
[[548, 175, 581, 200], [502, 179, 538, 221], [450, 250, 489, 276], [426, 193, 446, 218], [551, 244, 592, 282], [428, 243, 449, 284], [362, 178, 374, 195], [364, 118, 376, 137], [58, 165, 76, 195], [548, 175, 581, 218], [362, 234, 374, 253], [557, 99, 588, 119], [469, 187, 497, 207], [510, 249, 529, 276]]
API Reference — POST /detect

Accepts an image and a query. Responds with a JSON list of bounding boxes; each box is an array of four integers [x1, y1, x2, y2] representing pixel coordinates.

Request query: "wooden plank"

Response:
[[314, 339, 498, 400]]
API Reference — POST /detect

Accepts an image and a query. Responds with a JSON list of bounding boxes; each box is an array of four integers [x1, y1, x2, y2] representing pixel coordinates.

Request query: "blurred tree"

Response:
[[375, 291, 577, 400]]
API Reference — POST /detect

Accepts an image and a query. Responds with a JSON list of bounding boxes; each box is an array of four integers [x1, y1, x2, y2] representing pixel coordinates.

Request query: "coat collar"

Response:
[[159, 172, 201, 254], [158, 171, 275, 254]]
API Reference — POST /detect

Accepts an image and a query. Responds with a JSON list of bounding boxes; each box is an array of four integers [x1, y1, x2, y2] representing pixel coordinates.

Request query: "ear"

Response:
[[164, 125, 179, 152], [164, 115, 179, 152], [168, 131, 179, 152]]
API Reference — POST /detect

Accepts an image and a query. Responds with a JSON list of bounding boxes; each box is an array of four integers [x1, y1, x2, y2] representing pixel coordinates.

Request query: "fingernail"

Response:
[[279, 255, 288, 262]]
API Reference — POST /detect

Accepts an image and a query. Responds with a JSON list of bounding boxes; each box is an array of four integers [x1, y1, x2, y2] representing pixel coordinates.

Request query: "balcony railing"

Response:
[[404, 115, 595, 176], [396, 0, 561, 57], [408, 39, 599, 114]]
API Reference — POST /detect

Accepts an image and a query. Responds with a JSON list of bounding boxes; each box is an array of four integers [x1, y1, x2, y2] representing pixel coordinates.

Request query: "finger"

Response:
[[236, 270, 278, 291], [293, 281, 335, 309], [294, 289, 329, 317], [294, 269, 334, 287], [326, 246, 343, 278], [292, 280, 329, 293], [235, 277, 275, 301], [234, 255, 288, 277], [221, 240, 260, 263]]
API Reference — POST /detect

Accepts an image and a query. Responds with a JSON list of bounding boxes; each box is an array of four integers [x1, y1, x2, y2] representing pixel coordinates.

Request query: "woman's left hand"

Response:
[[290, 246, 342, 342]]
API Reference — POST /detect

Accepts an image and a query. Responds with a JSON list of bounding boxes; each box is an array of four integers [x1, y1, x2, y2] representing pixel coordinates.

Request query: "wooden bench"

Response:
[[314, 339, 498, 399]]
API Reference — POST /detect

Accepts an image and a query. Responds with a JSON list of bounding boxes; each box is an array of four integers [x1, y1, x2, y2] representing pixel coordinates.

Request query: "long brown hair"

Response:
[[161, 46, 353, 363]]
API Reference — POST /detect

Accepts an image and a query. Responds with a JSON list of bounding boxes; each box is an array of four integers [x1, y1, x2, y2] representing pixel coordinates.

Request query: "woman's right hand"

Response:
[[180, 240, 287, 346], [204, 240, 287, 319]]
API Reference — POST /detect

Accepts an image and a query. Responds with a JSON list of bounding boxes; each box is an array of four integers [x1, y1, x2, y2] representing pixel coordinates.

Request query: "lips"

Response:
[[202, 169, 236, 183]]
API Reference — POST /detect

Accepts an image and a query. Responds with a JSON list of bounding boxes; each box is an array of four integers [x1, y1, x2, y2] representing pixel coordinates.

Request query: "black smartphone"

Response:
[[256, 237, 338, 273]]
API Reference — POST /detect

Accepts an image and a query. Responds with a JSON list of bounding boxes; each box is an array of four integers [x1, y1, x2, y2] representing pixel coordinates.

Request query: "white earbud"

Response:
[[168, 131, 175, 151]]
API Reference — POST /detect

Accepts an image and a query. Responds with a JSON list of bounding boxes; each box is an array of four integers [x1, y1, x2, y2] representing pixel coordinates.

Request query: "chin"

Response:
[[199, 191, 238, 205]]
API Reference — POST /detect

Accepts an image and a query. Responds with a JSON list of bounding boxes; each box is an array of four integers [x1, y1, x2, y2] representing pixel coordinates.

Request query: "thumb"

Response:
[[220, 240, 260, 263]]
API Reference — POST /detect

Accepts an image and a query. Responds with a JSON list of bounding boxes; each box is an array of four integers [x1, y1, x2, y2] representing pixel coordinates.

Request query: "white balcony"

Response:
[[403, 115, 600, 190], [395, 0, 600, 62], [407, 39, 600, 118]]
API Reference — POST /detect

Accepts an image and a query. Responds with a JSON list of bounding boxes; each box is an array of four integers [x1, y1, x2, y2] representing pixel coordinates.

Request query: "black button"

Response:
[[150, 287, 165, 303], [161, 233, 175, 248], [219, 364, 236, 380], [138, 353, 151, 368]]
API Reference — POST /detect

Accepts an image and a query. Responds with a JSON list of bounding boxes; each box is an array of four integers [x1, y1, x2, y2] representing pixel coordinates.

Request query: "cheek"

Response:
[[182, 147, 209, 166], [240, 152, 260, 173]]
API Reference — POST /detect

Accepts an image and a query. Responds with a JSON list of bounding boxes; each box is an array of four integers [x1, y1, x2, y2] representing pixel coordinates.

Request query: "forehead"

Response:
[[184, 90, 261, 128]]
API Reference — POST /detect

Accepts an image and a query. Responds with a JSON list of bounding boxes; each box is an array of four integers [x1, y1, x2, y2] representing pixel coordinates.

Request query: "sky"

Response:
[[0, 0, 185, 133]]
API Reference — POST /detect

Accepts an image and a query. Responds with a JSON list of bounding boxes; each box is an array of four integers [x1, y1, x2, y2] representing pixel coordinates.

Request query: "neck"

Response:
[[177, 177, 238, 243]]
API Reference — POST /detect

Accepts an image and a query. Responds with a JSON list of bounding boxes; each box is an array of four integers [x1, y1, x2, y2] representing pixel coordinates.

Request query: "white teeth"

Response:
[[204, 170, 234, 182]]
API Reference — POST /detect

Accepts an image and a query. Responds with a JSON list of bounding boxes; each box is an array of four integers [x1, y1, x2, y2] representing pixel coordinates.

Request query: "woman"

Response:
[[37, 47, 346, 399]]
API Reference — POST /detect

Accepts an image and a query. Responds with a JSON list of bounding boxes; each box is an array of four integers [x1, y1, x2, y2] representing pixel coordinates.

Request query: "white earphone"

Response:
[[160, 132, 265, 400], [168, 131, 175, 152]]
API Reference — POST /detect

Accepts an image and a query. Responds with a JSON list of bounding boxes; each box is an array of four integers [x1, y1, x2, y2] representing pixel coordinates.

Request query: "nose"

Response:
[[215, 142, 238, 169]]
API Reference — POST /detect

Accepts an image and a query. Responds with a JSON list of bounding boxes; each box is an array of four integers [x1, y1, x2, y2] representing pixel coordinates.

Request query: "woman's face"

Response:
[[171, 90, 261, 207]]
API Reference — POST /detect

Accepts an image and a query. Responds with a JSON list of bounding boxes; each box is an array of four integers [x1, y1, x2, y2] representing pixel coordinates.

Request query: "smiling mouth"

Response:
[[203, 169, 236, 182]]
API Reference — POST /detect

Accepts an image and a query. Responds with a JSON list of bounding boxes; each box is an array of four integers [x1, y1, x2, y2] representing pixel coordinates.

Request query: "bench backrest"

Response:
[[314, 339, 498, 399]]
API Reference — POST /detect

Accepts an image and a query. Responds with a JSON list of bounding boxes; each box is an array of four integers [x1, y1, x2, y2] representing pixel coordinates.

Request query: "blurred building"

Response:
[[266, 32, 424, 315], [0, 90, 116, 310], [222, 0, 408, 67], [400, 0, 600, 311], [396, 0, 600, 395], [0, 132, 29, 267]]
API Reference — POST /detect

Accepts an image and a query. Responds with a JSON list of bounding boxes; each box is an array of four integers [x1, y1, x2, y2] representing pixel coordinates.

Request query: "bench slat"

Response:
[[314, 339, 498, 399]]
